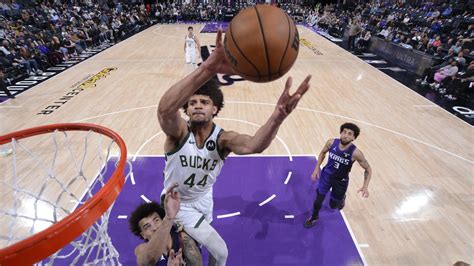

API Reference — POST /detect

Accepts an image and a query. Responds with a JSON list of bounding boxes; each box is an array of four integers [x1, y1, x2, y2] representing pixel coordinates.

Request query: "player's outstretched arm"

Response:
[[158, 30, 232, 140], [311, 139, 333, 181], [354, 149, 372, 198], [219, 75, 311, 155], [135, 184, 180, 266]]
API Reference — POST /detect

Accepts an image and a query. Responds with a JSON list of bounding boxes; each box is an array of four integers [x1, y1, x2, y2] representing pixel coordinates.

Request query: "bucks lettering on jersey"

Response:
[[163, 124, 225, 202], [322, 139, 356, 179]]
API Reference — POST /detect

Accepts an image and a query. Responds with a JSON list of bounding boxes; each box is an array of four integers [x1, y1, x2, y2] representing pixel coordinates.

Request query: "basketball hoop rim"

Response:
[[0, 123, 128, 265]]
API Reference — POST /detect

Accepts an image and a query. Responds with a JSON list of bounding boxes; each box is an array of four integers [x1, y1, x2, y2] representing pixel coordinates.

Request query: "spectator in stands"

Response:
[[62, 34, 77, 56], [348, 19, 361, 51], [444, 61, 474, 100], [400, 38, 413, 49], [454, 51, 466, 68], [19, 46, 42, 74], [0, 40, 10, 56], [357, 30, 372, 52], [392, 33, 401, 44], [51, 36, 68, 60], [0, 64, 15, 99], [11, 48, 40, 76], [378, 27, 391, 40], [432, 60, 459, 87], [451, 40, 462, 54], [432, 36, 442, 49]]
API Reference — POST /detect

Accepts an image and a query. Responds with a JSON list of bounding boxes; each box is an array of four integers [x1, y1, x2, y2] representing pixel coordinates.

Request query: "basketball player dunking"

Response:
[[304, 123, 372, 228], [184, 26, 201, 66], [158, 30, 311, 265]]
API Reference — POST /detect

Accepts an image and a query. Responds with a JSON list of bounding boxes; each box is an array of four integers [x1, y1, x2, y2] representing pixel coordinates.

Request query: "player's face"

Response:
[[188, 28, 193, 35], [340, 128, 355, 145], [138, 212, 163, 240], [187, 94, 217, 125]]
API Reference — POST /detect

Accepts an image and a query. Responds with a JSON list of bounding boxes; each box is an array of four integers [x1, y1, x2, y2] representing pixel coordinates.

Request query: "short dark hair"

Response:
[[188, 26, 193, 30], [340, 122, 360, 139], [129, 201, 165, 239], [183, 79, 224, 117]]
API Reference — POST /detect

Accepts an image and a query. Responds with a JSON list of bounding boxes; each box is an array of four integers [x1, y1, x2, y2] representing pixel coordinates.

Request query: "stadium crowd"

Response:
[[0, 0, 153, 95], [1, 0, 473, 102], [306, 1, 473, 101]]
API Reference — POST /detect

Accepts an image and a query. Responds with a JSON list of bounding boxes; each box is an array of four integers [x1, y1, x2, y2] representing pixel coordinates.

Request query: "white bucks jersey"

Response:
[[185, 34, 196, 49], [164, 124, 225, 202]]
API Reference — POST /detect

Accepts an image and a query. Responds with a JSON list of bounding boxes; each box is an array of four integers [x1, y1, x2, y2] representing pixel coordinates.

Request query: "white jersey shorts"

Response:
[[174, 189, 213, 228], [185, 48, 196, 64]]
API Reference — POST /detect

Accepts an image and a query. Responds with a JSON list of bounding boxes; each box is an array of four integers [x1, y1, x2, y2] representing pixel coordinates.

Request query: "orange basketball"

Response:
[[224, 4, 300, 83]]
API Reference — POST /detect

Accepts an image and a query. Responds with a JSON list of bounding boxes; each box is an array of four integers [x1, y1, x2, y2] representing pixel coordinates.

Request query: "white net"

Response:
[[0, 127, 130, 265]]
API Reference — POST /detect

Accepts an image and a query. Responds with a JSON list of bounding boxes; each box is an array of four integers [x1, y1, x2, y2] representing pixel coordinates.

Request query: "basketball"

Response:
[[224, 4, 300, 83]]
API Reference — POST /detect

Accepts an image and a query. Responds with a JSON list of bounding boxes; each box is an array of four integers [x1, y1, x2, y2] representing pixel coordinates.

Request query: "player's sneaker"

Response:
[[304, 214, 319, 228]]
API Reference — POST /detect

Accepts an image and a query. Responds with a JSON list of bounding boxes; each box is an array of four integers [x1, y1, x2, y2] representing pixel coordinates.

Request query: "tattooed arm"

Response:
[[180, 231, 202, 266]]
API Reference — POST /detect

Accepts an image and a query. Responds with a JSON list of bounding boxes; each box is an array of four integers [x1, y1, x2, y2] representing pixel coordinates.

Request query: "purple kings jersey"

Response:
[[322, 139, 356, 179]]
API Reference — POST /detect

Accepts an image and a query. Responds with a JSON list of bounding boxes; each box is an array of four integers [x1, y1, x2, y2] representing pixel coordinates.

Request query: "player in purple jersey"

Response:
[[304, 123, 372, 228], [130, 183, 202, 266]]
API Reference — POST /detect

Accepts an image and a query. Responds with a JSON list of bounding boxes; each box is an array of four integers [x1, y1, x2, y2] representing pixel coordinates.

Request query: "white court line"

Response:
[[130, 172, 136, 185], [225, 101, 474, 164], [258, 194, 276, 206], [132, 131, 164, 162], [284, 215, 294, 219], [75, 102, 472, 164], [296, 106, 473, 164], [341, 210, 368, 266], [305, 24, 473, 127], [217, 212, 241, 219], [117, 215, 128, 219], [345, 45, 473, 128], [284, 171, 292, 185], [127, 116, 293, 162], [358, 244, 370, 248], [140, 195, 151, 203], [131, 154, 316, 157], [215, 117, 292, 162], [74, 105, 156, 122]]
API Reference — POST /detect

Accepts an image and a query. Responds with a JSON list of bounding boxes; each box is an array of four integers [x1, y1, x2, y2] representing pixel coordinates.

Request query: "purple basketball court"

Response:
[[103, 155, 364, 265]]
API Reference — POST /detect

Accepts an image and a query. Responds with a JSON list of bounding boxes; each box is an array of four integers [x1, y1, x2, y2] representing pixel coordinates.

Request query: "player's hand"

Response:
[[311, 169, 320, 182], [164, 183, 180, 219], [167, 248, 183, 266], [357, 187, 369, 198], [272, 75, 311, 124], [201, 29, 236, 75]]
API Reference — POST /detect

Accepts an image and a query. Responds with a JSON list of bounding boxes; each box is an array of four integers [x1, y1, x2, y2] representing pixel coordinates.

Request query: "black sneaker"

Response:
[[304, 215, 319, 228]]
